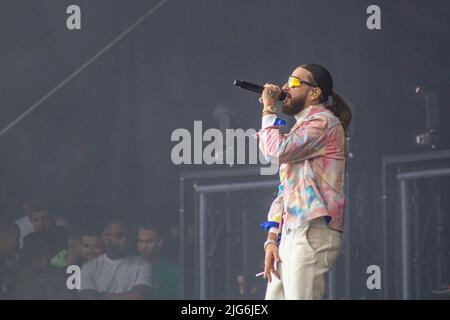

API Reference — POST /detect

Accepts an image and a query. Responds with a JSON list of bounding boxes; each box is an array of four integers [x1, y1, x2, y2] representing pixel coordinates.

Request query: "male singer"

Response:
[[258, 64, 351, 299]]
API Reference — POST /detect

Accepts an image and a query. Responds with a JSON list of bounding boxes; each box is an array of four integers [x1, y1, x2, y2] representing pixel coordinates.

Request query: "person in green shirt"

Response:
[[137, 223, 179, 300]]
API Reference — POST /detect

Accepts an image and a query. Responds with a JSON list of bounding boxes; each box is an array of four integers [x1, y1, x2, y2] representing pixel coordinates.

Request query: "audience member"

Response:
[[10, 231, 72, 299], [0, 221, 19, 299], [79, 217, 152, 299], [137, 222, 179, 299], [51, 227, 104, 268], [15, 202, 69, 249]]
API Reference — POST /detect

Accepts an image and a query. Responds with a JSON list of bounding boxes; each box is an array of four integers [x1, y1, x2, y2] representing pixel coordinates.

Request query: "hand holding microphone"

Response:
[[233, 80, 286, 101], [233, 80, 285, 114], [261, 83, 283, 114]]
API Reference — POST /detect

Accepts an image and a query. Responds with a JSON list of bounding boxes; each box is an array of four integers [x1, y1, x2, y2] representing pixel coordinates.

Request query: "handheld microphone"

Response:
[[233, 80, 286, 101]]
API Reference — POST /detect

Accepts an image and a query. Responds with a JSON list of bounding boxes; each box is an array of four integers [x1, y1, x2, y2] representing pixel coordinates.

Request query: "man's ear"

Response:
[[311, 87, 321, 98]]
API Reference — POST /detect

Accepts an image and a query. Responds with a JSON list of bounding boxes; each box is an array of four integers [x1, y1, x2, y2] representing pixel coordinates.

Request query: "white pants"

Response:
[[265, 218, 341, 300]]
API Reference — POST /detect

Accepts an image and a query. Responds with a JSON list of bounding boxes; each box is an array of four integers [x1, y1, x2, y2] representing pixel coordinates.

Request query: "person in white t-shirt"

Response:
[[79, 218, 152, 300], [14, 202, 69, 248]]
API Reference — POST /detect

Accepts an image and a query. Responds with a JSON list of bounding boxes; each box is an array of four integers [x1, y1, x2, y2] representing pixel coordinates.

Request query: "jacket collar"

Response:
[[294, 103, 327, 123]]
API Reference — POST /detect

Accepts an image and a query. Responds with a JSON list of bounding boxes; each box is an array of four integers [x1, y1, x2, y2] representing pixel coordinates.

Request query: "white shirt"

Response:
[[80, 254, 152, 294]]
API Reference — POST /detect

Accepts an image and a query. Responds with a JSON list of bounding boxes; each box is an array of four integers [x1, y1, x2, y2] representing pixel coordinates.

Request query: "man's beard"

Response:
[[107, 244, 129, 257], [281, 95, 307, 116]]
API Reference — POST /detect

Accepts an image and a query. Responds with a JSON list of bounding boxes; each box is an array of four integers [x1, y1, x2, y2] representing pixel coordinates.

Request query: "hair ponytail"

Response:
[[326, 92, 352, 137], [300, 63, 352, 136]]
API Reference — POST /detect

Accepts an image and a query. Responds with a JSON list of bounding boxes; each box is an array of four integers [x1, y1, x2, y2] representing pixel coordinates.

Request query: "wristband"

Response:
[[263, 105, 276, 114]]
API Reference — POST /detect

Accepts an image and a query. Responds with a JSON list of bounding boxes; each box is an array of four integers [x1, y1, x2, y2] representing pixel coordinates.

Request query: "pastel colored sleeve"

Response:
[[259, 115, 328, 164], [260, 183, 284, 234]]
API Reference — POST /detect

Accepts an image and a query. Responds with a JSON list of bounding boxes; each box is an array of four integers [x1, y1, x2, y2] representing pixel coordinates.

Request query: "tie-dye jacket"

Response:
[[258, 104, 346, 237]]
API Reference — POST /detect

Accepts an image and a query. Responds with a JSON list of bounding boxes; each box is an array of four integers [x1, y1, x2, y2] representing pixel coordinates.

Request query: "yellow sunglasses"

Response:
[[288, 76, 318, 89]]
